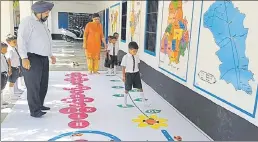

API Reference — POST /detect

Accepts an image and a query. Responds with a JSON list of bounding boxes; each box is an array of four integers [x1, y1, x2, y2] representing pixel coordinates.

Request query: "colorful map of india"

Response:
[[160, 0, 190, 64], [203, 1, 254, 94]]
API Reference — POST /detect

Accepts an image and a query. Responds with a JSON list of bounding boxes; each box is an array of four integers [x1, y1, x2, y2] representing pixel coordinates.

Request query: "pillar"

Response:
[[1, 1, 14, 41], [19, 1, 53, 33], [19, 1, 32, 21]]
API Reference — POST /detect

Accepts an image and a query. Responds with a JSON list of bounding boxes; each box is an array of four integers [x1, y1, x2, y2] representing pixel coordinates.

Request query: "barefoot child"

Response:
[[1, 42, 10, 108], [107, 36, 119, 75], [121, 41, 148, 107]]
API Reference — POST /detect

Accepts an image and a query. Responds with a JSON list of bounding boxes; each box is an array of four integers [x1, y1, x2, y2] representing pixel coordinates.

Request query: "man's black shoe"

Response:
[[31, 111, 47, 118], [41, 106, 50, 110]]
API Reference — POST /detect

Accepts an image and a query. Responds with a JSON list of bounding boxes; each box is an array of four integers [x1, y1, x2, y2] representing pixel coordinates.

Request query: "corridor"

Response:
[[1, 0, 258, 141], [1, 41, 211, 141]]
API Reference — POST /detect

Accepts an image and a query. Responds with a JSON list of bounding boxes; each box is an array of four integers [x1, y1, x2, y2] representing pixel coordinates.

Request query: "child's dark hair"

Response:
[[1, 42, 8, 48], [128, 41, 139, 50], [113, 32, 119, 36], [110, 36, 116, 40], [108, 35, 112, 38], [6, 34, 17, 42]]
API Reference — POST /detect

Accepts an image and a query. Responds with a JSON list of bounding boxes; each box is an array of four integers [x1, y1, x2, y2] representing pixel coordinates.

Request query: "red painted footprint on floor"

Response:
[[68, 120, 90, 128], [59, 107, 78, 114], [68, 113, 88, 120], [70, 94, 86, 98], [79, 107, 97, 113], [69, 103, 87, 108], [72, 97, 94, 103], [65, 73, 87, 76]]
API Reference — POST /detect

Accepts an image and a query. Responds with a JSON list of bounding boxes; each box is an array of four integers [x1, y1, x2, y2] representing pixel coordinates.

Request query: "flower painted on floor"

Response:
[[132, 114, 168, 129]]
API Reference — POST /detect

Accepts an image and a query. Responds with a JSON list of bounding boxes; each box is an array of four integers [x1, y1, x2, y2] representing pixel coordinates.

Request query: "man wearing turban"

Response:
[[17, 1, 56, 118]]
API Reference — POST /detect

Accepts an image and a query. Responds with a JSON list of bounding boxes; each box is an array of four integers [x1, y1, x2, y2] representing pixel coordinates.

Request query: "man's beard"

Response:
[[40, 16, 48, 22]]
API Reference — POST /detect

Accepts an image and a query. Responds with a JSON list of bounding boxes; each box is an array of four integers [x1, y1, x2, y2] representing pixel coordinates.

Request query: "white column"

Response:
[[1, 1, 14, 41], [19, 1, 32, 21]]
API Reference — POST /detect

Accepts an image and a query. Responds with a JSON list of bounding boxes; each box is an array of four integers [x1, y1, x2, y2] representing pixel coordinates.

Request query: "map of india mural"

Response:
[[194, 1, 258, 117], [160, 1, 189, 64], [159, 0, 194, 81], [203, 1, 254, 95]]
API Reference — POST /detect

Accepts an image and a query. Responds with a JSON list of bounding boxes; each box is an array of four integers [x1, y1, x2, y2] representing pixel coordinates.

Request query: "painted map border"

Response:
[[158, 1, 195, 82], [193, 0, 258, 118]]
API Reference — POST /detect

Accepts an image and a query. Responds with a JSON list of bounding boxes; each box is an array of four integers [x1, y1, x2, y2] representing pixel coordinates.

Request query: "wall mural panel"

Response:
[[193, 1, 258, 118], [109, 3, 120, 35], [159, 1, 194, 82], [129, 1, 142, 44]]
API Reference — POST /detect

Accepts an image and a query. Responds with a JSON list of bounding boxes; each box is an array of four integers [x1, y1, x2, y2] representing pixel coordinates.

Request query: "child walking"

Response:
[[1, 42, 10, 108], [107, 36, 119, 75], [6, 34, 23, 99], [121, 41, 148, 107]]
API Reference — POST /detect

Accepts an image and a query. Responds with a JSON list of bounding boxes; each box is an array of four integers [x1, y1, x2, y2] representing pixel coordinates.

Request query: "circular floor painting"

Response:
[[48, 130, 121, 141]]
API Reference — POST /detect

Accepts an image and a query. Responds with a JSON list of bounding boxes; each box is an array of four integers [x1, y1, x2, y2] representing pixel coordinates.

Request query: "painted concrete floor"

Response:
[[1, 71, 211, 141], [1, 40, 212, 141], [1, 40, 121, 123]]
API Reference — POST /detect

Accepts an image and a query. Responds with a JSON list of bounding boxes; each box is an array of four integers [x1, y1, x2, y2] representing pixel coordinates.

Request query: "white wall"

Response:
[[100, 1, 258, 127], [1, 1, 14, 41], [51, 1, 99, 34]]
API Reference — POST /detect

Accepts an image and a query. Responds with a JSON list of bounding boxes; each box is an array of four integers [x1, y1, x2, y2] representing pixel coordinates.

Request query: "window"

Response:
[[58, 12, 68, 29], [144, 0, 159, 56], [121, 1, 127, 42]]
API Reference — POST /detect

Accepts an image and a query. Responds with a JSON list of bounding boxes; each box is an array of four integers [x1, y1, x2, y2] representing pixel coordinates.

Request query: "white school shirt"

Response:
[[121, 53, 140, 73], [6, 46, 20, 67], [17, 14, 53, 59], [107, 42, 119, 56], [1, 54, 8, 72]]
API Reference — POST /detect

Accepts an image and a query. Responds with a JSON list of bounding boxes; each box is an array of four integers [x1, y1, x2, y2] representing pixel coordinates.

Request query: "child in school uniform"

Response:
[[105, 36, 113, 73], [121, 41, 149, 107], [6, 34, 25, 92], [6, 34, 23, 99], [113, 32, 119, 39], [107, 36, 119, 75], [1, 42, 10, 108]]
